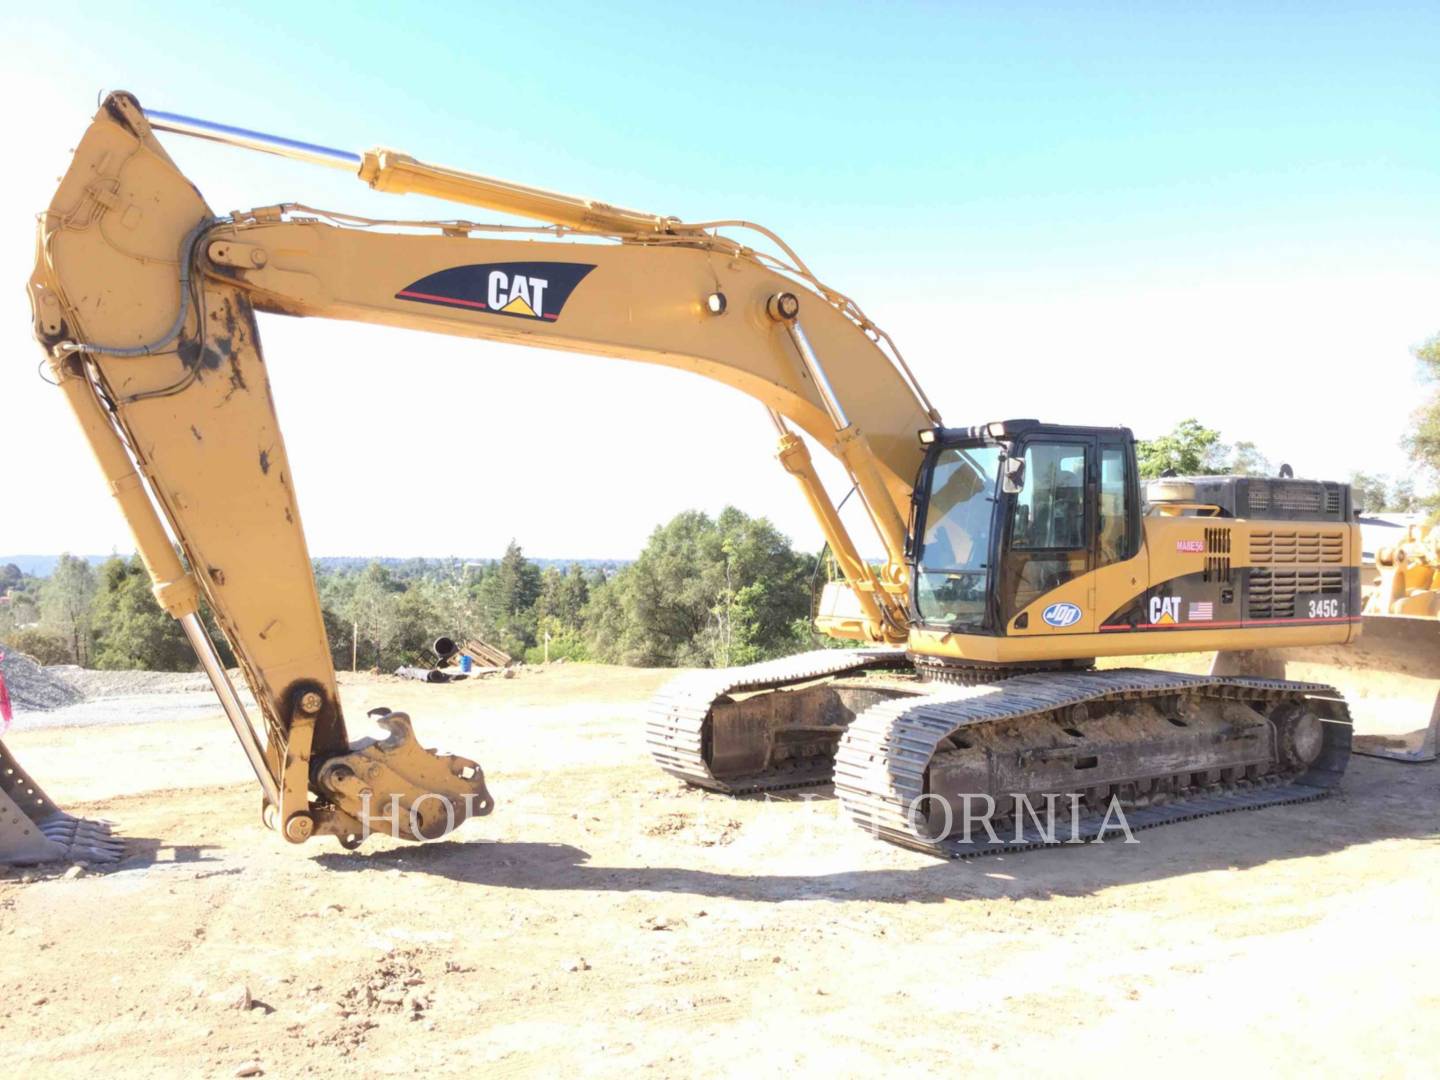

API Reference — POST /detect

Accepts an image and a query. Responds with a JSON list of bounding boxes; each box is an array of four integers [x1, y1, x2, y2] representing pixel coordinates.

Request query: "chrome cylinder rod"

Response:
[[786, 320, 851, 431], [144, 109, 360, 171], [179, 612, 281, 808]]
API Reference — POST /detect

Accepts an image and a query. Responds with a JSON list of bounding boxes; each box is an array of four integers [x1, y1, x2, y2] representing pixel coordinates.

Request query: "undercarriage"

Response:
[[647, 651, 1352, 857]]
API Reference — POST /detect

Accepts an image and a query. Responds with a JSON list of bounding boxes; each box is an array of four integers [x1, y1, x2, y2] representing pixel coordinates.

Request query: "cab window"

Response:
[[1010, 443, 1087, 550], [915, 445, 1001, 625], [1097, 444, 1135, 565], [1003, 441, 1090, 617]]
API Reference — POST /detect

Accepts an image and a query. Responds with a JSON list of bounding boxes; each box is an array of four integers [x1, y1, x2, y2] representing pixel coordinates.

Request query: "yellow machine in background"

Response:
[[1368, 525, 1440, 616], [6, 91, 1416, 864], [1358, 527, 1440, 759], [1215, 523, 1440, 763]]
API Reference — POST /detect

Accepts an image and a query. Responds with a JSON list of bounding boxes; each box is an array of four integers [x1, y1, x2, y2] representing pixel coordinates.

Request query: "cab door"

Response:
[[1000, 436, 1097, 634], [1091, 436, 1148, 626]]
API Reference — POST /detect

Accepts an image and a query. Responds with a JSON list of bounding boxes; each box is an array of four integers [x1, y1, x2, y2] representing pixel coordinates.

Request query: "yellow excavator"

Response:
[[4, 92, 1378, 863]]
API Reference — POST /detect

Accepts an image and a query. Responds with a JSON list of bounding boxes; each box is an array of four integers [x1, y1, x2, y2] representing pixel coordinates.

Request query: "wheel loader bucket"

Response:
[[0, 737, 125, 864], [1211, 614, 1440, 763]]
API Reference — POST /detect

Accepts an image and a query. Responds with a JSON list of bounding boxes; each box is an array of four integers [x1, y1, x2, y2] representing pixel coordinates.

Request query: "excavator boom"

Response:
[[12, 92, 934, 860]]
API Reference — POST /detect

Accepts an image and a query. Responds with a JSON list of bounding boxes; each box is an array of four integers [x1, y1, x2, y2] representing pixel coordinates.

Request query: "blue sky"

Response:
[[1, 2, 1436, 557]]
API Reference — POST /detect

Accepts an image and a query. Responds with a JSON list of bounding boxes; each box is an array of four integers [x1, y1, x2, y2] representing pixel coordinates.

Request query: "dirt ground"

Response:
[[2, 661, 1438, 1078]]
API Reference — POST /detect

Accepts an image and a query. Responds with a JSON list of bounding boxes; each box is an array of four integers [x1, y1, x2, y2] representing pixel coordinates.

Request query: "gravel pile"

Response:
[[5, 663, 260, 732], [0, 651, 234, 718], [48, 667, 214, 699], [0, 650, 84, 711]]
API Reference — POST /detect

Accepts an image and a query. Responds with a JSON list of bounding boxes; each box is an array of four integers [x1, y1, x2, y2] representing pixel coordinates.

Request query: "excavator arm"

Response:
[[17, 92, 937, 854]]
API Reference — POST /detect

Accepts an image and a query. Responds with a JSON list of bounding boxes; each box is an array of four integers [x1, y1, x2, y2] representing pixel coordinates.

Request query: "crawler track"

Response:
[[645, 648, 909, 794], [835, 668, 1352, 858]]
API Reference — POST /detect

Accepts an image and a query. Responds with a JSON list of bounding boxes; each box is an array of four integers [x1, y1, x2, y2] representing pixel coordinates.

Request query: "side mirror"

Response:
[[1002, 455, 1026, 494]]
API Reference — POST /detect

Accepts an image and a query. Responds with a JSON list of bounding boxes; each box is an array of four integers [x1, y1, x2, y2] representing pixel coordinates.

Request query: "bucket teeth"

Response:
[[38, 813, 126, 863], [1, 737, 126, 865], [2, 790, 126, 865]]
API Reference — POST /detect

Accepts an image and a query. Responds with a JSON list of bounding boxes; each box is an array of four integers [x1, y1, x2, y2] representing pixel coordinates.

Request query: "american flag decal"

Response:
[[1188, 602, 1214, 621]]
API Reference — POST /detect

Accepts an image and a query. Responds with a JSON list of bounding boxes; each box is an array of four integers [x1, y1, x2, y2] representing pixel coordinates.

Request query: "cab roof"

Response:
[[928, 419, 1136, 446]]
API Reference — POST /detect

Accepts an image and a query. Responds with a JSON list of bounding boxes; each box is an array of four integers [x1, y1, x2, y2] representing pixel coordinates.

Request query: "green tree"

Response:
[[535, 564, 590, 630], [391, 582, 448, 666], [1226, 440, 1271, 477], [495, 542, 542, 618], [524, 563, 594, 663], [1390, 478, 1419, 513], [1348, 471, 1392, 514], [90, 555, 194, 670], [1347, 472, 1419, 514], [586, 507, 810, 668], [345, 562, 405, 669], [476, 541, 542, 655], [40, 553, 96, 665], [320, 601, 356, 672], [527, 615, 591, 664], [426, 569, 484, 645], [0, 566, 40, 638], [1403, 333, 1440, 487], [1136, 419, 1224, 479], [3, 628, 70, 665]]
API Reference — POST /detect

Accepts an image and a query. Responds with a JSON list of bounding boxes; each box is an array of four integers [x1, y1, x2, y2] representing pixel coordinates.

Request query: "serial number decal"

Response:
[[1175, 540, 1204, 553]]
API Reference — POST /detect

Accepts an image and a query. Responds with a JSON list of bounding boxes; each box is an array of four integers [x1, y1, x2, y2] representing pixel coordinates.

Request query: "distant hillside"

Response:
[[0, 555, 113, 577], [2, 554, 630, 578], [311, 556, 630, 575]]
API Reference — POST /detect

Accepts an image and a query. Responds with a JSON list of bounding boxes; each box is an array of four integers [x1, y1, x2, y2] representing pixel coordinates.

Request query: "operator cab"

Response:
[[909, 420, 1141, 634]]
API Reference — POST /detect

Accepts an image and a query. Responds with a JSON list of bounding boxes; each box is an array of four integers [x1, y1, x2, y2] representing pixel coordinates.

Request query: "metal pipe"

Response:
[[786, 320, 851, 431], [144, 109, 361, 171], [395, 666, 451, 683], [180, 613, 280, 808]]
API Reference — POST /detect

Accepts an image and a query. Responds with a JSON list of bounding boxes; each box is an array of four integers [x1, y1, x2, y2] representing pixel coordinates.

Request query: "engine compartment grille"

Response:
[[1248, 568, 1345, 619], [1249, 529, 1345, 565], [1203, 526, 1232, 583]]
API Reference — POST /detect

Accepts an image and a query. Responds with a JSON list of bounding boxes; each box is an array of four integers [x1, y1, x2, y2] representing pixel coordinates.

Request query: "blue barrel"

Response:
[[459, 654, 473, 673]]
